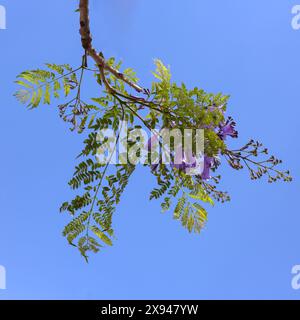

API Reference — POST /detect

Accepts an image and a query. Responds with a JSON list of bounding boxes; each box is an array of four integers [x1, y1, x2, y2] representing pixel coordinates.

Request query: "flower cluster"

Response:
[[148, 114, 238, 181]]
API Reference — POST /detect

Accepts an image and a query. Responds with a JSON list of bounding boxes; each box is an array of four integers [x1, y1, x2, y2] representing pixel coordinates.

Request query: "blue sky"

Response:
[[0, 0, 300, 299]]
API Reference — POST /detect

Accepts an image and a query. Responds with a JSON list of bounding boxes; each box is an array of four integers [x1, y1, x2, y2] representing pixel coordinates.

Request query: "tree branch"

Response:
[[79, 0, 145, 93]]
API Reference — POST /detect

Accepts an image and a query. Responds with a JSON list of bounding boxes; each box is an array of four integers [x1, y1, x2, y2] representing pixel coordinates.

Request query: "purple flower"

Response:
[[173, 159, 197, 171], [171, 147, 197, 172], [218, 117, 238, 140], [201, 156, 214, 180]]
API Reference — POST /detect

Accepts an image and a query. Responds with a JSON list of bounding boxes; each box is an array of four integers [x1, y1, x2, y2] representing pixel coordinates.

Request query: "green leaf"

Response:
[[188, 189, 214, 206], [44, 84, 51, 104], [15, 80, 33, 89], [193, 203, 208, 222], [63, 78, 71, 97], [90, 226, 113, 246]]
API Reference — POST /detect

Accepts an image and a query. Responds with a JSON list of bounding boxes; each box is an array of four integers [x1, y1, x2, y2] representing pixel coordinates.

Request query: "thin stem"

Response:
[[79, 0, 145, 94], [85, 103, 125, 241]]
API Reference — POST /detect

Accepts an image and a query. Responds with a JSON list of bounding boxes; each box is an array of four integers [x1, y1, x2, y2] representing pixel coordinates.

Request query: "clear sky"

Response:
[[0, 0, 300, 299]]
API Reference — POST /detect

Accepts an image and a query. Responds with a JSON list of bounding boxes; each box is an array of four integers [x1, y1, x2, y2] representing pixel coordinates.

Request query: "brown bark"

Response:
[[79, 0, 144, 93]]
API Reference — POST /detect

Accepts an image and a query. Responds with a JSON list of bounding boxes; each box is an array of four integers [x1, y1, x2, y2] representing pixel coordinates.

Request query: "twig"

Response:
[[79, 0, 145, 94]]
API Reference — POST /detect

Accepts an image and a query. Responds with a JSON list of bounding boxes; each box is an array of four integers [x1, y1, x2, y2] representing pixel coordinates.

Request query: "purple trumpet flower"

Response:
[[171, 146, 194, 170], [171, 160, 197, 171], [218, 117, 238, 140], [200, 156, 214, 180]]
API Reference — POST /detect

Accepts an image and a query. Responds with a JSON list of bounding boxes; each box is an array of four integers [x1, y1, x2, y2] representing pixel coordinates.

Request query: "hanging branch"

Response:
[[13, 1, 292, 260], [79, 0, 145, 94]]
